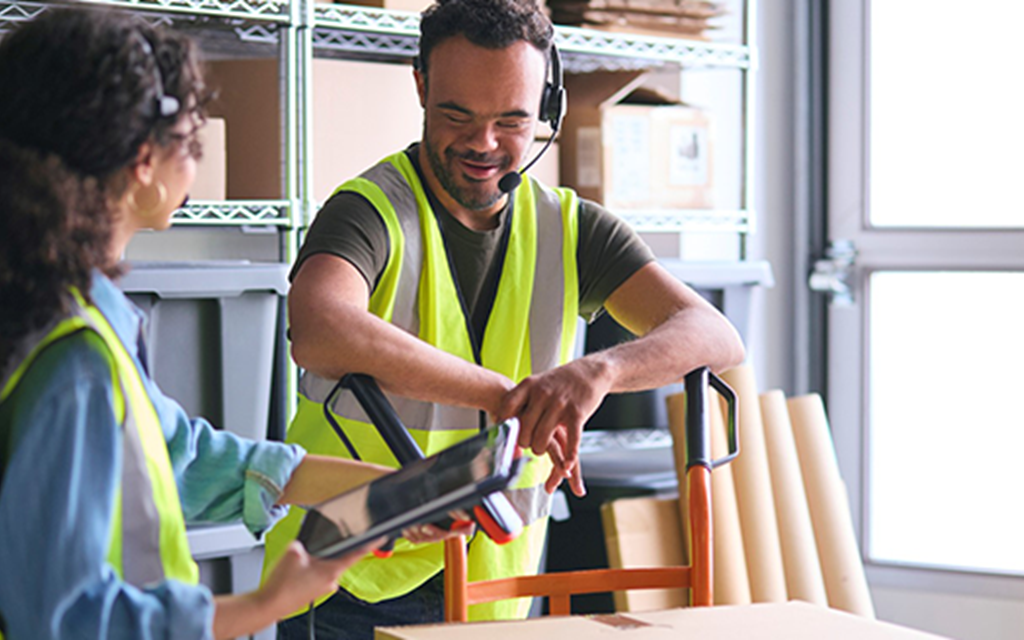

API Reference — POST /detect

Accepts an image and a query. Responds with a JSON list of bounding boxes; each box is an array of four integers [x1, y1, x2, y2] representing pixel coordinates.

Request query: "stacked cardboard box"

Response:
[[330, 0, 430, 12], [548, 0, 724, 40], [560, 70, 714, 211]]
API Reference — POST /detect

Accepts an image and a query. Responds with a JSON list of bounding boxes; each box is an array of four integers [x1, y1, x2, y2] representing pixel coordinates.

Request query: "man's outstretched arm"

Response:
[[499, 261, 745, 493]]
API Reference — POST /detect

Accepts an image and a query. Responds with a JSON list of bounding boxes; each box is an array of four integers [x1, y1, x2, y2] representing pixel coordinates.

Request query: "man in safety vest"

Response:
[[265, 0, 745, 638]]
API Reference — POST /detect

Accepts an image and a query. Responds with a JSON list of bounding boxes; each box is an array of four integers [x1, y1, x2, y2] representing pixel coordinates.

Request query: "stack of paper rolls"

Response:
[[788, 393, 876, 618], [706, 391, 751, 605], [667, 389, 751, 605], [760, 389, 828, 605], [721, 365, 788, 603]]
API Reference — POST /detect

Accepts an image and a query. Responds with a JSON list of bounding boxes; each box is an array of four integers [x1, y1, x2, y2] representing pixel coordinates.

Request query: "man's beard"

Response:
[[423, 137, 511, 212]]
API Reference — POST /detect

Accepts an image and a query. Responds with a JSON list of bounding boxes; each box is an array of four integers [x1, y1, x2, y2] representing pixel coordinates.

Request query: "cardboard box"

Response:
[[205, 60, 282, 200], [601, 496, 687, 612], [190, 117, 226, 201], [375, 602, 951, 640], [560, 70, 713, 211], [333, 0, 430, 12]]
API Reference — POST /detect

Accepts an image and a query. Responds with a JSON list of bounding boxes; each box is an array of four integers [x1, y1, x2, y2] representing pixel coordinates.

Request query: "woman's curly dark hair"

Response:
[[0, 140, 108, 370], [0, 7, 213, 369], [0, 7, 212, 194]]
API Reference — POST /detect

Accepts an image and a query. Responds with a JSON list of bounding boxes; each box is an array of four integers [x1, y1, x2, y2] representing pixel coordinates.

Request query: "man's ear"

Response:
[[414, 68, 427, 109], [131, 141, 157, 187]]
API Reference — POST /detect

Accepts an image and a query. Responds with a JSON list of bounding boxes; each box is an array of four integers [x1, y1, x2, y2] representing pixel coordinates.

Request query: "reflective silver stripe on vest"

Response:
[[361, 161, 423, 339], [507, 484, 552, 525], [75, 305, 167, 587], [300, 161, 569, 434], [528, 181, 568, 374], [119, 396, 166, 587], [300, 372, 478, 432], [3, 303, 166, 587]]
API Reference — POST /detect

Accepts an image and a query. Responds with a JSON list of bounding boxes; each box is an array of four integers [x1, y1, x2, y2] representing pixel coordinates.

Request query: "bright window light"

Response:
[[870, 1, 1024, 228], [868, 271, 1024, 574]]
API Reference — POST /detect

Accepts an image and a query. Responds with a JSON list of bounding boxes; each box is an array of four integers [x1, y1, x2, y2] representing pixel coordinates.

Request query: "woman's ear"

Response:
[[130, 141, 157, 187]]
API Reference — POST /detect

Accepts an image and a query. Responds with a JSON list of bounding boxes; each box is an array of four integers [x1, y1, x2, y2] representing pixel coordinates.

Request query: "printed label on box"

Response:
[[669, 124, 709, 186], [610, 114, 651, 204], [575, 127, 602, 188]]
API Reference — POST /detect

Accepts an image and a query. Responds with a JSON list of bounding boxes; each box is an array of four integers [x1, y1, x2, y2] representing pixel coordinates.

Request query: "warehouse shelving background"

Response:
[[0, 2, 758, 637], [0, 0, 756, 250]]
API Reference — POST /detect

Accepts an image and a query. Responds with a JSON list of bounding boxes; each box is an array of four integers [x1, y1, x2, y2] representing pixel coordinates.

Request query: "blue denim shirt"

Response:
[[0, 271, 306, 639]]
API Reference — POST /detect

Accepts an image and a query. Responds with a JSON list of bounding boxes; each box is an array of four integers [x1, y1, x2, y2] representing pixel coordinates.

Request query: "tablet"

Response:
[[297, 418, 523, 559]]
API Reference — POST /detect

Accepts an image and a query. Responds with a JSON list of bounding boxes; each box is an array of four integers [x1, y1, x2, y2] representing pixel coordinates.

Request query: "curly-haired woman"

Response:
[[0, 8, 454, 640]]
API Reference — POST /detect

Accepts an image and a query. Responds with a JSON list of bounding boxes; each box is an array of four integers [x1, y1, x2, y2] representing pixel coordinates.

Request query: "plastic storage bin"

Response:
[[118, 261, 289, 442]]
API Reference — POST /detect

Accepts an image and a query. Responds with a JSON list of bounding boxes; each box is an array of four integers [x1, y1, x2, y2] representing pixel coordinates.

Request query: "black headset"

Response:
[[498, 42, 564, 193], [539, 42, 565, 132]]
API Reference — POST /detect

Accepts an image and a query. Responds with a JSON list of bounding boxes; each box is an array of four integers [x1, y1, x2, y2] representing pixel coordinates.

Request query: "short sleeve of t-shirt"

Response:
[[289, 191, 655, 321], [576, 198, 656, 319], [289, 191, 389, 288]]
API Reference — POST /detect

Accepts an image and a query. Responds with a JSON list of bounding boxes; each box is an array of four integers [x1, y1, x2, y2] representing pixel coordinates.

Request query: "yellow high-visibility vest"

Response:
[[0, 291, 198, 639], [264, 151, 579, 620]]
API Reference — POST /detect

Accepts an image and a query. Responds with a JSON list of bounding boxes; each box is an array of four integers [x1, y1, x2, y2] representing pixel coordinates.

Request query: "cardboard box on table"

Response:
[[375, 602, 951, 640], [559, 70, 713, 211]]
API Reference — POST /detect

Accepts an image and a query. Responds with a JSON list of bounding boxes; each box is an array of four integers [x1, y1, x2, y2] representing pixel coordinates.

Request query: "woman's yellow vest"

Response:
[[0, 292, 198, 639], [263, 152, 580, 620]]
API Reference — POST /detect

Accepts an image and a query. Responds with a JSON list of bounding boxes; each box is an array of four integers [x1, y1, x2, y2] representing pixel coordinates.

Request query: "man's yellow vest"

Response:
[[0, 291, 198, 638], [264, 151, 580, 620]]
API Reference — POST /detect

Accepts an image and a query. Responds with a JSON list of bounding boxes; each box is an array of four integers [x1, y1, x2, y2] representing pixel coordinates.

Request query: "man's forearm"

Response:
[[587, 303, 745, 394], [597, 261, 745, 392], [294, 304, 510, 414]]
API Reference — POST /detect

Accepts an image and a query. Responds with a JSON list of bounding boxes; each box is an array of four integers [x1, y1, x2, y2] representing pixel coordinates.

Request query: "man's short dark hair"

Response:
[[417, 0, 553, 79]]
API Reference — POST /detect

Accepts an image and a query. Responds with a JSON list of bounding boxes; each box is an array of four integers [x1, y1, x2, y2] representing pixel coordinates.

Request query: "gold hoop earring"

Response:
[[127, 181, 168, 218]]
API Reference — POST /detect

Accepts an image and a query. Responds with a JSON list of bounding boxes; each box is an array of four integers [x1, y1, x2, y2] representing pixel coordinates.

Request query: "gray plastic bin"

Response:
[[119, 261, 289, 443], [119, 261, 287, 640]]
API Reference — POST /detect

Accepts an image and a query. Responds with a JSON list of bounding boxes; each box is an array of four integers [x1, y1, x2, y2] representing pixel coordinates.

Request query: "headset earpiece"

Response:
[[539, 43, 565, 132]]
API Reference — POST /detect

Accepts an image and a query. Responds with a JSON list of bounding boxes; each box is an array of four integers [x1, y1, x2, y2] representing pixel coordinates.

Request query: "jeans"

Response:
[[277, 572, 446, 640]]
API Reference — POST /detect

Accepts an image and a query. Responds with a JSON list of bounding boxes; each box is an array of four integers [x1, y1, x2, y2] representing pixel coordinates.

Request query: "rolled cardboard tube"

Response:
[[760, 390, 828, 606], [788, 393, 875, 618], [720, 365, 788, 603], [707, 392, 752, 605], [665, 391, 694, 565]]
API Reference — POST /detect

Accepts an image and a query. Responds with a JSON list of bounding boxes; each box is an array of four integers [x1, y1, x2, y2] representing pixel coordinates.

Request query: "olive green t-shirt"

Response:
[[291, 146, 654, 338]]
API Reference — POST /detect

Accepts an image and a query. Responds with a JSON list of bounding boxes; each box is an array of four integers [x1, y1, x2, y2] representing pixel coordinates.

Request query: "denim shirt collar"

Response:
[[89, 269, 147, 365]]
